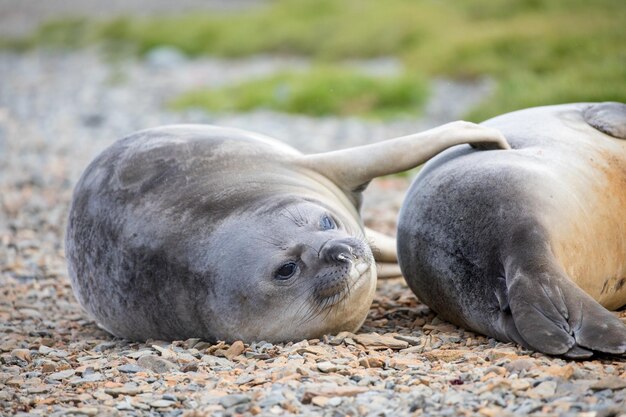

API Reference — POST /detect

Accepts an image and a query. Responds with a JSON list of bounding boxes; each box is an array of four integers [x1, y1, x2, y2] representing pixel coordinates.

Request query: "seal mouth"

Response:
[[317, 260, 371, 310]]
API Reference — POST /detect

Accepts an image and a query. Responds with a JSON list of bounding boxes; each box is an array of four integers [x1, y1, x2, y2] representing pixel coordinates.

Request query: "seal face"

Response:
[[398, 102, 626, 358], [66, 121, 508, 342]]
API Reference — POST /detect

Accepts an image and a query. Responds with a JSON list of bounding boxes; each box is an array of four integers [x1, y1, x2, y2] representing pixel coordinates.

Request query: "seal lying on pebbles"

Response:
[[398, 102, 626, 358], [66, 121, 508, 342]]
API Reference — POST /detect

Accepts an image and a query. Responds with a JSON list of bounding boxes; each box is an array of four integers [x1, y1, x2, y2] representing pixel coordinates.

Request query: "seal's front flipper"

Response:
[[302, 121, 509, 191], [584, 102, 626, 139], [504, 262, 626, 358]]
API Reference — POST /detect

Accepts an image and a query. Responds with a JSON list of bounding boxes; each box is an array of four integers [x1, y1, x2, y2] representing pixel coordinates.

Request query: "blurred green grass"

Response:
[[4, 0, 624, 120], [170, 68, 429, 118]]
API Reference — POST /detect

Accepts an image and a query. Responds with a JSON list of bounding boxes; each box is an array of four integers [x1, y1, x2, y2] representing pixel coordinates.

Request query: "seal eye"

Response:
[[275, 262, 297, 280], [320, 215, 336, 230]]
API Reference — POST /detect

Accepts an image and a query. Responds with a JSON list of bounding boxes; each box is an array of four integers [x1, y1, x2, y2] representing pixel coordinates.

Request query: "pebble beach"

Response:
[[1, 23, 625, 417]]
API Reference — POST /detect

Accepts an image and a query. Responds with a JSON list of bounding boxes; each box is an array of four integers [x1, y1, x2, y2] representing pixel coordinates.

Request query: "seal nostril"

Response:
[[322, 241, 354, 264]]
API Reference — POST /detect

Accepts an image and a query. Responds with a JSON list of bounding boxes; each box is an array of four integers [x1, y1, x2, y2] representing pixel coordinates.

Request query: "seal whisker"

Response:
[[253, 236, 283, 248], [294, 205, 308, 226], [290, 274, 332, 321], [281, 207, 303, 227], [301, 243, 321, 257]]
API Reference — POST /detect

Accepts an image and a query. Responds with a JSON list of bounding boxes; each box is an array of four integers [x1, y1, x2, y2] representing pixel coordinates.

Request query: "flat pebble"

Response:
[[118, 364, 142, 373], [47, 369, 75, 381], [137, 355, 179, 373], [219, 394, 251, 408]]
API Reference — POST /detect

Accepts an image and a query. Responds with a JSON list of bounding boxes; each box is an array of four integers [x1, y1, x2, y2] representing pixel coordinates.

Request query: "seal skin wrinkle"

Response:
[[398, 102, 626, 359], [66, 122, 508, 342]]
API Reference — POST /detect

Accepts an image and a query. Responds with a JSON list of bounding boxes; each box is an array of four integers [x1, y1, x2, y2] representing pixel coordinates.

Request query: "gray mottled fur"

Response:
[[66, 120, 509, 342]]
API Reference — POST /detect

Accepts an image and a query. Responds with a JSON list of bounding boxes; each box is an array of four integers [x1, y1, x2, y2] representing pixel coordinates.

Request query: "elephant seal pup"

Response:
[[398, 102, 626, 358], [66, 121, 508, 342]]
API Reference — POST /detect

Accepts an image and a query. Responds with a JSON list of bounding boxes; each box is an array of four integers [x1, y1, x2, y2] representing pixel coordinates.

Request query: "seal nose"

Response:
[[321, 240, 354, 264]]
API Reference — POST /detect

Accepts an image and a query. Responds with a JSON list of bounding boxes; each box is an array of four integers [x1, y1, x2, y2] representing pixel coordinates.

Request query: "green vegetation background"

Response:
[[6, 0, 625, 121]]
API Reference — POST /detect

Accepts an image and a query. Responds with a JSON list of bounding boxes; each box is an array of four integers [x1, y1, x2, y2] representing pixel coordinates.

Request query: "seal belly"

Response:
[[544, 141, 626, 309]]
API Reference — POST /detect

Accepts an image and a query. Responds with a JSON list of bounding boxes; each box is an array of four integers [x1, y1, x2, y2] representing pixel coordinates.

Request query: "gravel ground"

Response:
[[1, 49, 625, 417]]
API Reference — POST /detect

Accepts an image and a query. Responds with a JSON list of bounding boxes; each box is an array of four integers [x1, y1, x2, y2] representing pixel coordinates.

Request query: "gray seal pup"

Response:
[[398, 102, 626, 358], [66, 121, 508, 342]]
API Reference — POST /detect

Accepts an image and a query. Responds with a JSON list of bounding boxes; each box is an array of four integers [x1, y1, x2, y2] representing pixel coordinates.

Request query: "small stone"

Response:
[[259, 392, 284, 408], [45, 348, 69, 358], [317, 361, 338, 373], [193, 342, 213, 351], [39, 360, 57, 373], [478, 407, 503, 417], [504, 359, 534, 373], [219, 394, 251, 408], [105, 385, 144, 397], [116, 400, 134, 411], [38, 345, 54, 354], [150, 399, 175, 408], [137, 355, 179, 373], [295, 346, 328, 356], [151, 344, 177, 360], [47, 369, 75, 381], [62, 407, 99, 416], [125, 350, 155, 359], [545, 364, 574, 380], [423, 349, 467, 362], [327, 397, 342, 407], [352, 333, 409, 350], [27, 385, 50, 394], [11, 349, 31, 363], [118, 364, 142, 373], [74, 372, 104, 384], [590, 376, 626, 391], [63, 407, 98, 416], [302, 386, 369, 404], [181, 362, 199, 372], [528, 381, 557, 398], [202, 355, 232, 368], [5, 377, 23, 387], [311, 396, 329, 407], [487, 349, 520, 361], [394, 335, 422, 346], [359, 356, 385, 368], [422, 322, 458, 333], [390, 357, 422, 370], [94, 341, 117, 352], [511, 379, 531, 391], [131, 399, 151, 410], [224, 341, 245, 360]]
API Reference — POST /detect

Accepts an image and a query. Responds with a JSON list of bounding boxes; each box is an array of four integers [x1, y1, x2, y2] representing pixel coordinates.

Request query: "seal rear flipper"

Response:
[[506, 264, 626, 358], [583, 102, 626, 139], [364, 227, 397, 263]]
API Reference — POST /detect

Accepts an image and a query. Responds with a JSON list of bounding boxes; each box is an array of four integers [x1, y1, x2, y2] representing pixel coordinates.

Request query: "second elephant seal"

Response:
[[398, 102, 626, 358]]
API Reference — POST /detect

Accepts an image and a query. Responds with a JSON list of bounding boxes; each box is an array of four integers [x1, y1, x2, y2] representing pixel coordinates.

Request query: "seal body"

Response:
[[398, 102, 626, 358], [66, 121, 508, 342]]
